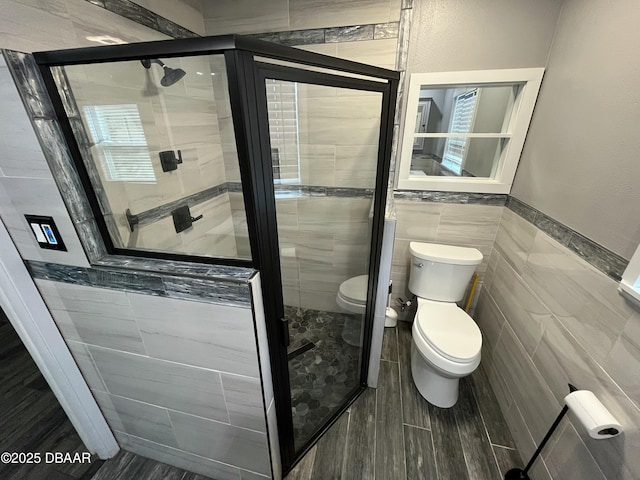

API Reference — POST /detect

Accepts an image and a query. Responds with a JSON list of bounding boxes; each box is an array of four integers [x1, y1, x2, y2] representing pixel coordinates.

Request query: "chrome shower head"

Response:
[[141, 58, 186, 87]]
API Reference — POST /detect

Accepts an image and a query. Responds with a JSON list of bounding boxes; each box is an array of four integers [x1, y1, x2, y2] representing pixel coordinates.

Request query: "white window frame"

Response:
[[620, 245, 640, 305], [398, 68, 545, 193]]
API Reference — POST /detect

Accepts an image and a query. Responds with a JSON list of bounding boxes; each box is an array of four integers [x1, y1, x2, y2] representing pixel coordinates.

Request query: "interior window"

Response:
[[398, 68, 544, 193]]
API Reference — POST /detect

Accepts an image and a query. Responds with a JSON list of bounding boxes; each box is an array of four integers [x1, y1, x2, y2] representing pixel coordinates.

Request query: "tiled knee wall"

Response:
[[36, 279, 272, 480], [476, 208, 640, 480]]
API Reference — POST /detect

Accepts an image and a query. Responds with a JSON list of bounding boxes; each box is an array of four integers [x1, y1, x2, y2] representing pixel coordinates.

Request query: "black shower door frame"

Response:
[[33, 35, 398, 474], [233, 54, 397, 471]]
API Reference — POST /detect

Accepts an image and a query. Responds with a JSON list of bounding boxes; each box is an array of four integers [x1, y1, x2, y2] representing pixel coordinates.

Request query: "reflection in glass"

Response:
[[53, 55, 250, 260], [414, 84, 521, 134], [410, 137, 505, 178]]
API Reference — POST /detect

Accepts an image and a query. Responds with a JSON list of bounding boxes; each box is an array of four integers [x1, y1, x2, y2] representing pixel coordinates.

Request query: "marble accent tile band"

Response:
[[248, 22, 400, 46], [506, 196, 628, 280], [84, 0, 198, 39], [393, 189, 508, 205], [131, 182, 377, 232], [26, 260, 252, 307], [274, 184, 374, 198], [134, 184, 229, 227]]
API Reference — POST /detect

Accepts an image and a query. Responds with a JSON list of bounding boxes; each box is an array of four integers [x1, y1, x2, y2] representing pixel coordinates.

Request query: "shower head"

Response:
[[140, 58, 186, 87], [160, 66, 186, 87]]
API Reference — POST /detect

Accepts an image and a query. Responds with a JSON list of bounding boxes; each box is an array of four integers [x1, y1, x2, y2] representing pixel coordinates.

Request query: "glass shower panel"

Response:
[[266, 78, 383, 450], [52, 55, 250, 259]]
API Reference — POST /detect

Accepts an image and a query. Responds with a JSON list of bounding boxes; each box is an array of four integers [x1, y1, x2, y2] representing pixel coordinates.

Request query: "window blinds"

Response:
[[83, 104, 156, 183], [442, 89, 478, 174]]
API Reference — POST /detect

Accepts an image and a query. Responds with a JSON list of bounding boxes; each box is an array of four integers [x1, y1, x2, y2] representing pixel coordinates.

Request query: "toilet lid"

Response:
[[339, 275, 368, 304], [416, 300, 482, 362]]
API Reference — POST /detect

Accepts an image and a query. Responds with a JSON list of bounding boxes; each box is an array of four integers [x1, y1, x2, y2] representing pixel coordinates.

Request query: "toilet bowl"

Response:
[[410, 298, 481, 407], [407, 242, 483, 408], [337, 275, 368, 315], [336, 275, 367, 346]]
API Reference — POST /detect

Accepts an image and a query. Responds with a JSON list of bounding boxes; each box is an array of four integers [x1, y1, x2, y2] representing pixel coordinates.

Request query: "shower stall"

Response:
[[32, 36, 398, 473]]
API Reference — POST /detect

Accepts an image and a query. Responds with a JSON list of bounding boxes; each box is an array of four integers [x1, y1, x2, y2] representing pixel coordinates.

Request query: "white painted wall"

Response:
[[511, 0, 640, 259]]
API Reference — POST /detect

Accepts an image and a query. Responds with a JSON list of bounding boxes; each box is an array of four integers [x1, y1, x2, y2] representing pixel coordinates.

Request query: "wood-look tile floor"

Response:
[[0, 312, 212, 480], [286, 322, 523, 480], [0, 312, 104, 480]]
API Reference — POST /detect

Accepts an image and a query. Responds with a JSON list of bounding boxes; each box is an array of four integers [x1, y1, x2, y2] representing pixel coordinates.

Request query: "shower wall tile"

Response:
[[298, 95, 382, 147], [489, 256, 551, 356], [603, 334, 640, 409], [89, 346, 230, 423], [169, 411, 271, 476], [472, 290, 505, 356], [0, 176, 90, 268], [492, 322, 560, 442], [334, 145, 379, 189], [0, 60, 53, 179], [494, 208, 537, 275], [434, 203, 502, 269], [65, 340, 107, 392], [128, 0, 205, 36], [117, 431, 242, 480], [202, 0, 289, 35], [544, 424, 606, 480], [481, 211, 640, 480], [36, 280, 146, 354], [335, 38, 398, 69], [92, 390, 178, 448], [221, 374, 266, 432], [128, 293, 259, 377], [393, 200, 441, 240], [289, 0, 400, 30], [297, 143, 336, 186], [521, 233, 632, 364]]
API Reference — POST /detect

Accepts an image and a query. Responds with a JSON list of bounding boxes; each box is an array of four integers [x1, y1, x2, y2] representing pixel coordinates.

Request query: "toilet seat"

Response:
[[337, 275, 368, 314], [412, 298, 481, 376], [338, 275, 368, 305], [415, 299, 482, 363]]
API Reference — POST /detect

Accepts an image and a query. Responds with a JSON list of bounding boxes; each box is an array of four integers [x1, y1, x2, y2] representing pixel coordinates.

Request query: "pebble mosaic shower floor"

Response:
[[285, 306, 363, 449]]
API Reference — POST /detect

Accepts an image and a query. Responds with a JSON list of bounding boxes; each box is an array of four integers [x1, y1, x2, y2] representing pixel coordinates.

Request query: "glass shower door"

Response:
[[262, 72, 384, 451]]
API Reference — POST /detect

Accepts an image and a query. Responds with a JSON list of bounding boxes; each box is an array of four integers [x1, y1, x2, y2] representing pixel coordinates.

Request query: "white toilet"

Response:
[[408, 242, 483, 408], [336, 274, 368, 315], [336, 274, 368, 346]]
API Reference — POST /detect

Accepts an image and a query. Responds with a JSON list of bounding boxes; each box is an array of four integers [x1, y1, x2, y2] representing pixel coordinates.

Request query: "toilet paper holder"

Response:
[[505, 383, 622, 480]]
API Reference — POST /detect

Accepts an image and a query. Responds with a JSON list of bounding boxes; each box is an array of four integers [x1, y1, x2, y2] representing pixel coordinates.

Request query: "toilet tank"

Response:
[[408, 242, 483, 302]]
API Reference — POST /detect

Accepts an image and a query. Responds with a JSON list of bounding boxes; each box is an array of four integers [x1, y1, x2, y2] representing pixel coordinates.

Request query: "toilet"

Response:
[[337, 274, 368, 315], [408, 242, 483, 408], [336, 275, 368, 346]]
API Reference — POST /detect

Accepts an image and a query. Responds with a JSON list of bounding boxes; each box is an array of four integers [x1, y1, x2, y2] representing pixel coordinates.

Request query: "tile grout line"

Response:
[[94, 389, 266, 435], [429, 416, 440, 480], [469, 375, 506, 473], [451, 393, 474, 479], [402, 422, 430, 431], [491, 443, 517, 451], [397, 358, 408, 480], [340, 410, 352, 479], [373, 384, 378, 479]]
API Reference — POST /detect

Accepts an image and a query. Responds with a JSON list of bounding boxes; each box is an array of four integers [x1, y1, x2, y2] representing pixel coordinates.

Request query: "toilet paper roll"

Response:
[[564, 390, 622, 439]]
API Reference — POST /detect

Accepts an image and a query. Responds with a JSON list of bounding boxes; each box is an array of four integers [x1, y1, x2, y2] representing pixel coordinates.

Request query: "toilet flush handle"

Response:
[[413, 262, 424, 268]]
